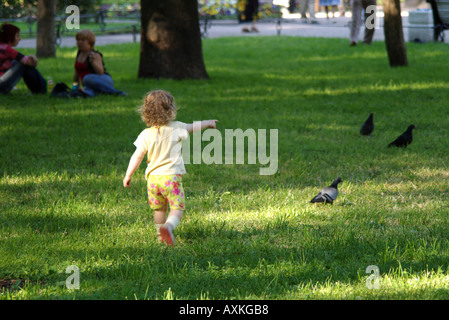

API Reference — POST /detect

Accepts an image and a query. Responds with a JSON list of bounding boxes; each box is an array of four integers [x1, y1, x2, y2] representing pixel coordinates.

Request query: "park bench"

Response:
[[198, 2, 285, 38], [426, 0, 449, 41], [54, 16, 139, 47], [199, 16, 283, 38], [54, 9, 140, 46], [0, 8, 139, 46]]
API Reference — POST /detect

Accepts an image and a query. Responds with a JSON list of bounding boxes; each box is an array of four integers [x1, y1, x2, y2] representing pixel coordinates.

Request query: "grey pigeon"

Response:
[[360, 113, 374, 136], [388, 124, 415, 148], [310, 177, 342, 205]]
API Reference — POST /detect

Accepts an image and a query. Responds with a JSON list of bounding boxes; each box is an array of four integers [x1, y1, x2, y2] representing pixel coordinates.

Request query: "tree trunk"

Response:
[[383, 0, 408, 67], [36, 0, 56, 58], [138, 0, 209, 79]]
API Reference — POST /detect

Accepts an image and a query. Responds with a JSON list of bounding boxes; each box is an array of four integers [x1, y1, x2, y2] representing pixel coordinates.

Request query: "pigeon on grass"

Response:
[[360, 113, 374, 136], [310, 177, 342, 205], [388, 124, 415, 148]]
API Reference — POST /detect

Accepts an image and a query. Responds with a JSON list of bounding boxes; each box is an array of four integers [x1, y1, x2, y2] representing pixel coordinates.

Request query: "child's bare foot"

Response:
[[159, 224, 175, 247]]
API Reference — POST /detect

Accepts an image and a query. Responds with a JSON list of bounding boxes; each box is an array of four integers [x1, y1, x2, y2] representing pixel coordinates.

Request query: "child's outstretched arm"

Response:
[[186, 120, 218, 133], [123, 148, 146, 187]]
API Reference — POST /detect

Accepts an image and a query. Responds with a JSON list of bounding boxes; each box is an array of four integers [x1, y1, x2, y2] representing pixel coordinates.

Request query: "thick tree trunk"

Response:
[[139, 0, 209, 79], [383, 0, 408, 67], [36, 0, 56, 58]]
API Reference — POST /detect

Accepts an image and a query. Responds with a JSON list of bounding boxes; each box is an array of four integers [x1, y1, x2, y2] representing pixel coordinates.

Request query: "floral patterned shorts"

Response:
[[147, 174, 185, 211]]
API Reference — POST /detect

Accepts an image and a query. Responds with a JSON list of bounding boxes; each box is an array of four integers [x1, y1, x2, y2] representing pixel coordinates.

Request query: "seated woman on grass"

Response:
[[0, 23, 47, 95], [73, 29, 126, 97]]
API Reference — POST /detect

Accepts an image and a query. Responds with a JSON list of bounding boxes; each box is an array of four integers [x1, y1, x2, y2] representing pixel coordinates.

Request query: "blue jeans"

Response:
[[0, 61, 46, 94], [82, 73, 125, 97]]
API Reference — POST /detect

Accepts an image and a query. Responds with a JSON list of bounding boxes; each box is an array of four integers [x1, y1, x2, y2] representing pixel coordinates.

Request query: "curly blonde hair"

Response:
[[138, 90, 177, 127]]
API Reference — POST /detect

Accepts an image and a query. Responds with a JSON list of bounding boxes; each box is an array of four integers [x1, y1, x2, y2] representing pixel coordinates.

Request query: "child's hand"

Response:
[[123, 176, 132, 187], [186, 120, 218, 133], [209, 120, 218, 129]]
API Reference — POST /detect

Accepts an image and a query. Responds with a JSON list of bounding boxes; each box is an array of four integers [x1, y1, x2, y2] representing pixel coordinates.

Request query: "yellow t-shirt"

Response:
[[134, 121, 189, 178]]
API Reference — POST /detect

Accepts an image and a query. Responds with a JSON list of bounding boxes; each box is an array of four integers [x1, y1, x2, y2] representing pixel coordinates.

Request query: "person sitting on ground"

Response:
[[73, 29, 126, 97], [0, 23, 47, 94]]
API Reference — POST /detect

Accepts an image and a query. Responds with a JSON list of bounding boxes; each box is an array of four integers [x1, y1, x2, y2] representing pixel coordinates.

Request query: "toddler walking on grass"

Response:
[[123, 90, 218, 246]]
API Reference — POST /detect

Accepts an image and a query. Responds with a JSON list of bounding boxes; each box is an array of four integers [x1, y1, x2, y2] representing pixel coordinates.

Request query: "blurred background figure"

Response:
[[319, 0, 340, 21], [238, 0, 260, 32], [300, 0, 319, 23], [349, 0, 377, 45]]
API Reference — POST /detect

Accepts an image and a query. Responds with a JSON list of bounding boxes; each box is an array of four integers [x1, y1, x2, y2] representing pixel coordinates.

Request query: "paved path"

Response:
[[17, 10, 436, 49], [202, 13, 387, 41]]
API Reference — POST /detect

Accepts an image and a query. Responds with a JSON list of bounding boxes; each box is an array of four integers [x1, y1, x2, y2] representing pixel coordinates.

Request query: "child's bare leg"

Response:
[[154, 205, 168, 241], [154, 205, 168, 224]]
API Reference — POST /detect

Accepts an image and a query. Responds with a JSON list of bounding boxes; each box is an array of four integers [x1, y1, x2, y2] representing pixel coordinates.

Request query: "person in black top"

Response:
[[73, 29, 125, 97]]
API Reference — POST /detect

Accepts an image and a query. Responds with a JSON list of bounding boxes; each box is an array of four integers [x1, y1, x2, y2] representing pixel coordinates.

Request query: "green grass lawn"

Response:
[[1, 36, 449, 300]]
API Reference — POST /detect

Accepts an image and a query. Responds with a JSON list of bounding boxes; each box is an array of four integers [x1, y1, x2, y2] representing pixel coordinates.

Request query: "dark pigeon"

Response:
[[310, 177, 343, 205], [360, 113, 374, 136], [388, 124, 415, 148]]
